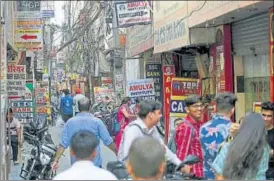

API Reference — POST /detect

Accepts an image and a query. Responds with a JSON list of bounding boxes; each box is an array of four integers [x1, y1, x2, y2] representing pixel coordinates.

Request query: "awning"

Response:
[[7, 42, 18, 61]]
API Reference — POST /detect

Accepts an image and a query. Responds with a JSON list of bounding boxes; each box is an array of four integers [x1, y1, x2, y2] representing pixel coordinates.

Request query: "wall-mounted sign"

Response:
[[41, 10, 55, 18], [115, 1, 152, 28], [170, 77, 199, 118], [16, 1, 41, 18], [145, 62, 162, 103], [127, 78, 155, 100], [7, 64, 26, 99], [11, 100, 34, 123]]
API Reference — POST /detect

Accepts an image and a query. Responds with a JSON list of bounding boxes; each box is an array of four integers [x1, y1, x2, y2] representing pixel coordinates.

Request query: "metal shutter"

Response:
[[232, 12, 269, 56]]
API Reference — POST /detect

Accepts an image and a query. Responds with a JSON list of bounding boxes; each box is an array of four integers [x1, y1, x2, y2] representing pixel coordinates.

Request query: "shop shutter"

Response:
[[232, 12, 269, 56]]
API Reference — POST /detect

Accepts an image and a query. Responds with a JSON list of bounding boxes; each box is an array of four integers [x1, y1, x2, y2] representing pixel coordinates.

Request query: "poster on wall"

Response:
[[7, 64, 26, 99], [94, 87, 115, 103], [115, 1, 152, 28], [162, 65, 175, 143], [127, 79, 155, 100], [145, 62, 163, 103], [101, 77, 113, 89]]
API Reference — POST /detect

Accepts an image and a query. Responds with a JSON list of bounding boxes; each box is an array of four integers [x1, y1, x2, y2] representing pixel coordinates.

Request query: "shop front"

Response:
[[153, 1, 216, 142], [232, 11, 271, 119]]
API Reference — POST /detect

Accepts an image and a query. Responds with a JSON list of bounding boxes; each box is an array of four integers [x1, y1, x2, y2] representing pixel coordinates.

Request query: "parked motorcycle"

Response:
[[20, 120, 57, 180]]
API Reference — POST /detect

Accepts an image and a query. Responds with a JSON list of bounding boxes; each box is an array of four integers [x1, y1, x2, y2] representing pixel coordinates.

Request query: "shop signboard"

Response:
[[16, 1, 41, 18], [127, 79, 155, 100], [101, 77, 113, 89], [11, 100, 34, 123], [162, 65, 175, 143], [126, 24, 153, 58], [94, 87, 115, 103], [7, 64, 26, 99], [41, 10, 55, 18], [153, 1, 189, 53], [145, 62, 162, 102], [115, 1, 152, 28], [170, 78, 199, 118]]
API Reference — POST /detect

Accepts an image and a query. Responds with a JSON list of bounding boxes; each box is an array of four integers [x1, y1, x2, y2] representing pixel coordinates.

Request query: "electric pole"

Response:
[[112, 1, 119, 93]]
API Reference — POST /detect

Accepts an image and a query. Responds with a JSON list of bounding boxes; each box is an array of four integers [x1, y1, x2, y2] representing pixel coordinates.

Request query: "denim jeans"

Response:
[[11, 135, 18, 161]]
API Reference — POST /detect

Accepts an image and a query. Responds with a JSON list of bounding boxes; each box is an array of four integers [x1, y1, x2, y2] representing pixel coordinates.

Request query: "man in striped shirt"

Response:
[[175, 95, 205, 178]]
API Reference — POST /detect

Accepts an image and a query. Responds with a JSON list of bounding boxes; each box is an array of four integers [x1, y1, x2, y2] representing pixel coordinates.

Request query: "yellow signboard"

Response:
[[16, 29, 41, 33]]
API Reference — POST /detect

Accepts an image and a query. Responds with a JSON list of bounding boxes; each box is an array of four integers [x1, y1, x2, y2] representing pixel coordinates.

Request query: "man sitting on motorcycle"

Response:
[[125, 137, 166, 180]]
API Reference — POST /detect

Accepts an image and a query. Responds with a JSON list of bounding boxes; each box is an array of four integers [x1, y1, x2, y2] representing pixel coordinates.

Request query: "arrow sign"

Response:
[[21, 34, 37, 40]]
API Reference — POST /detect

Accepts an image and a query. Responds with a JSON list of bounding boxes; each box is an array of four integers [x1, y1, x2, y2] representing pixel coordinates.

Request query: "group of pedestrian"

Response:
[[170, 93, 274, 180], [47, 89, 274, 180]]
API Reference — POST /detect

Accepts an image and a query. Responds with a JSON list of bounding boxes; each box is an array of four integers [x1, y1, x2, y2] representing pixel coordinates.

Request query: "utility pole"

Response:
[[112, 1, 119, 93]]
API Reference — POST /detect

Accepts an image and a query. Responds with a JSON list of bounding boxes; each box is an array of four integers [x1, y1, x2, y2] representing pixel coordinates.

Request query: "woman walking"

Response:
[[115, 97, 136, 150], [212, 112, 270, 180]]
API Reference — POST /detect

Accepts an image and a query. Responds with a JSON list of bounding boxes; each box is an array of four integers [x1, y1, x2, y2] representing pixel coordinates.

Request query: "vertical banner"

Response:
[[145, 62, 163, 103], [269, 7, 274, 101], [162, 65, 175, 143]]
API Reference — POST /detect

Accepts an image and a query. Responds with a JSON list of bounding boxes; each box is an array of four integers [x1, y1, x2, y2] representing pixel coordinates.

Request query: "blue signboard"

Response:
[[170, 100, 187, 115], [41, 10, 55, 18]]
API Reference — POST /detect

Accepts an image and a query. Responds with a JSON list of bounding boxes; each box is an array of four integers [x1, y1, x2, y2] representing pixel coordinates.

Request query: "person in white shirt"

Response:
[[53, 130, 117, 180], [118, 100, 191, 173], [6, 108, 21, 165], [73, 88, 85, 115]]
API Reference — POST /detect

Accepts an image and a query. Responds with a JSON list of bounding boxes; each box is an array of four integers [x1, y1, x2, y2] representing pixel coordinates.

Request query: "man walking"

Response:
[[199, 92, 237, 180], [118, 100, 190, 173], [73, 88, 85, 115], [60, 89, 73, 123], [175, 95, 205, 178], [52, 97, 117, 170], [53, 131, 117, 180]]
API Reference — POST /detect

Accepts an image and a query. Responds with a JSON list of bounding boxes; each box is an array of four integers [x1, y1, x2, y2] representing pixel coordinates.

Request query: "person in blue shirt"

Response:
[[60, 89, 73, 123], [199, 92, 237, 180], [52, 97, 117, 170]]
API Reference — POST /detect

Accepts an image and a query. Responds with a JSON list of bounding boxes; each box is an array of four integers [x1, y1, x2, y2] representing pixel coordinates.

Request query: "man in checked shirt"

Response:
[[175, 95, 205, 178]]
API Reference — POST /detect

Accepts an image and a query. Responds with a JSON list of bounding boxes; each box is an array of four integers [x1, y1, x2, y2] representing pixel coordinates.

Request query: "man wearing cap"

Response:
[[73, 88, 85, 115]]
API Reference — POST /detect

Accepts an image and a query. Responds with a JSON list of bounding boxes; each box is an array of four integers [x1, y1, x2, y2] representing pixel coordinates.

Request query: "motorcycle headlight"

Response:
[[40, 153, 51, 165]]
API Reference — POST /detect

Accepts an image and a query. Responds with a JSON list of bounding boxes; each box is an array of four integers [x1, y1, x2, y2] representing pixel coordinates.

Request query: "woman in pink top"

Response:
[[115, 97, 136, 150]]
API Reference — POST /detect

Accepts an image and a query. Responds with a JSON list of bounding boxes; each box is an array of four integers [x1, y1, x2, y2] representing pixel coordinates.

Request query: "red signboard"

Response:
[[162, 65, 175, 143], [171, 78, 199, 96]]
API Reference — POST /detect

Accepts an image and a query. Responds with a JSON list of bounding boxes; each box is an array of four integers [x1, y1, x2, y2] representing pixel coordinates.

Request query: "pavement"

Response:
[[8, 122, 117, 180]]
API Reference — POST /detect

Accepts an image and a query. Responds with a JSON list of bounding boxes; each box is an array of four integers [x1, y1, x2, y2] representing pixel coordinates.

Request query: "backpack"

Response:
[[105, 107, 120, 137]]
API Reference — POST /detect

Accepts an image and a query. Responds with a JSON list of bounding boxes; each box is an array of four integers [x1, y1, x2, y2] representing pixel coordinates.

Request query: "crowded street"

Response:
[[0, 1, 274, 180]]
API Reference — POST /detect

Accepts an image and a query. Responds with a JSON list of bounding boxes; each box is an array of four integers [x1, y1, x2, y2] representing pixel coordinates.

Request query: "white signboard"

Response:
[[15, 30, 43, 43], [127, 79, 155, 100], [7, 65, 26, 98], [115, 1, 152, 28]]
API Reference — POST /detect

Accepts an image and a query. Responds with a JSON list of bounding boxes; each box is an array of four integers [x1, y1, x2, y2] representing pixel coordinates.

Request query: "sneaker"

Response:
[[14, 161, 20, 165]]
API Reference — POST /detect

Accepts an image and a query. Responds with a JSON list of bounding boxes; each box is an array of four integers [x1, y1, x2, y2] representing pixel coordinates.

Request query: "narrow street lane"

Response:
[[9, 123, 117, 180]]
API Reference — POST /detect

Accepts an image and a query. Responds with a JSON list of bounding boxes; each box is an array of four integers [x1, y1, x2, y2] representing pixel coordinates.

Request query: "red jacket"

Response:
[[175, 115, 204, 178]]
